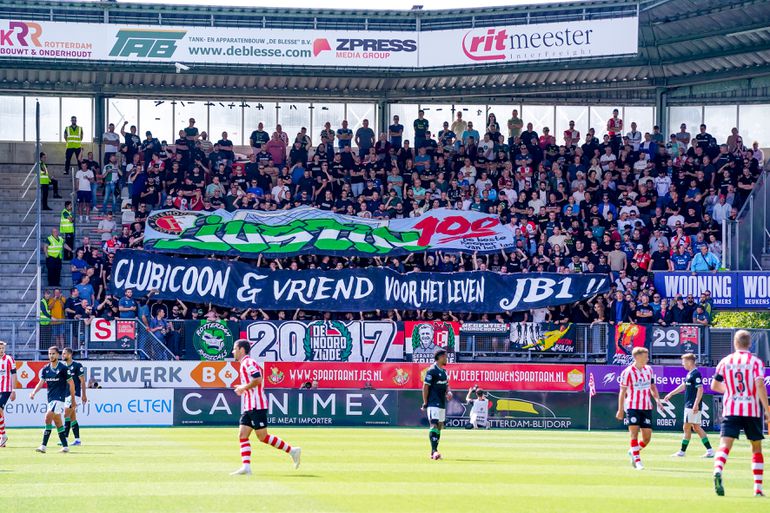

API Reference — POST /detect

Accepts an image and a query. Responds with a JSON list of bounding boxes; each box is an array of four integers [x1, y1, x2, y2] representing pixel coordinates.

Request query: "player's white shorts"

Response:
[[684, 408, 702, 424], [427, 407, 446, 423], [46, 400, 65, 415], [64, 397, 82, 409], [470, 412, 488, 428]]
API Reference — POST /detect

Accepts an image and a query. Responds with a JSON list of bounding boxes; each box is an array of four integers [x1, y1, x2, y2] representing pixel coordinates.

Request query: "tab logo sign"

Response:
[[110, 29, 185, 59]]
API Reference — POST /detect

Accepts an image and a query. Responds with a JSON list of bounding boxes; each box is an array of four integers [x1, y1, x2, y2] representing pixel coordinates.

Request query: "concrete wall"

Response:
[[0, 142, 98, 166]]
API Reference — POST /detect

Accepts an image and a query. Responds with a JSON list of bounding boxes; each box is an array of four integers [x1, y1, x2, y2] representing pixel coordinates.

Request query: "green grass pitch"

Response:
[[2, 427, 767, 513]]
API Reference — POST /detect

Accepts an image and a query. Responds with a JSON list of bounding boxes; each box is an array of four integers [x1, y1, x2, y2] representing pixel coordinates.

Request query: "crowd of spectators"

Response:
[[42, 107, 768, 354]]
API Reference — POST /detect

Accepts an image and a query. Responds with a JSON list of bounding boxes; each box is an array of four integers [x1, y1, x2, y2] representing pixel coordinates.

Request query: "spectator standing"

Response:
[[149, 309, 181, 359], [336, 120, 353, 150], [44, 228, 70, 287], [606, 109, 623, 154], [75, 275, 95, 307], [388, 115, 404, 149], [670, 245, 692, 271], [413, 110, 429, 149], [39, 151, 60, 211], [199, 132, 214, 156], [690, 245, 720, 272], [675, 123, 691, 147], [507, 109, 524, 146], [75, 161, 94, 222], [184, 118, 200, 149], [118, 289, 137, 319], [355, 119, 375, 158], [63, 115, 83, 176], [693, 304, 710, 326], [120, 122, 141, 163], [59, 201, 75, 260], [70, 249, 88, 285], [449, 110, 468, 142], [608, 290, 630, 324], [96, 211, 116, 242], [102, 123, 120, 164], [249, 122, 270, 153], [101, 153, 119, 214], [265, 133, 287, 168]]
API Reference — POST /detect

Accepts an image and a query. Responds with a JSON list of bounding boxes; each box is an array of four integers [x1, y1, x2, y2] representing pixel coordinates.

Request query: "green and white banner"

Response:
[[143, 207, 516, 257]]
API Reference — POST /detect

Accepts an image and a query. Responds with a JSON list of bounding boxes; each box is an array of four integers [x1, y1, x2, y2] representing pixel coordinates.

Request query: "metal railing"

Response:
[[0, 318, 761, 365], [725, 169, 770, 270], [1, 318, 176, 361], [457, 322, 710, 364]]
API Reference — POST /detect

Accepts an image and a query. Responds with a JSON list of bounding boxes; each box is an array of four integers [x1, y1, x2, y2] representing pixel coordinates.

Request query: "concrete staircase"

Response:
[[0, 142, 96, 319]]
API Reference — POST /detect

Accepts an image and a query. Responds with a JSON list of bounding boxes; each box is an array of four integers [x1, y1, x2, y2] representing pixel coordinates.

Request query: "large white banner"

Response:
[[0, 17, 637, 68], [4, 389, 174, 427], [0, 19, 418, 68], [420, 17, 638, 66]]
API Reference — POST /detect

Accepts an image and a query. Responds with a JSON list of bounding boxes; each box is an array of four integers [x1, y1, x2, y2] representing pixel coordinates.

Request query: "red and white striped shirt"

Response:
[[715, 350, 766, 418], [620, 364, 655, 410], [238, 356, 267, 413], [0, 354, 16, 393]]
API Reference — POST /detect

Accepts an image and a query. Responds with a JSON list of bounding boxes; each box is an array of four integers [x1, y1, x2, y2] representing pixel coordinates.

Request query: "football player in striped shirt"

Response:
[[711, 330, 769, 497], [0, 341, 19, 447], [230, 339, 301, 476], [663, 353, 714, 458], [616, 347, 660, 470]]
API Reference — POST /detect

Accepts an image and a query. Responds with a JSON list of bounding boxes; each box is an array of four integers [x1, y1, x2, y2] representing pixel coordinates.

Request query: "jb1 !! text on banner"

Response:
[[142, 207, 516, 257], [111, 250, 610, 313]]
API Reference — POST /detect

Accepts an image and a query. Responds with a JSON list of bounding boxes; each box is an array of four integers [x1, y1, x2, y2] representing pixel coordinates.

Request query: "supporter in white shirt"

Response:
[[666, 212, 685, 228], [619, 203, 640, 217], [633, 153, 649, 173], [625, 122, 642, 151], [75, 163, 94, 221], [530, 307, 548, 323], [654, 172, 672, 197], [712, 195, 732, 223], [599, 149, 616, 171], [461, 159, 477, 182]]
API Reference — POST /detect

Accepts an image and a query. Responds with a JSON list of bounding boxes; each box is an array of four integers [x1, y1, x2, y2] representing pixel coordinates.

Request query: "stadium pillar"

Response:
[[94, 93, 106, 149], [378, 100, 388, 135], [655, 88, 667, 135]]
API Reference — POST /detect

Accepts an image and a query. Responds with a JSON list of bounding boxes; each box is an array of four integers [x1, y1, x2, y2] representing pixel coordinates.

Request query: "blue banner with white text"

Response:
[[652, 272, 770, 309], [111, 250, 610, 313]]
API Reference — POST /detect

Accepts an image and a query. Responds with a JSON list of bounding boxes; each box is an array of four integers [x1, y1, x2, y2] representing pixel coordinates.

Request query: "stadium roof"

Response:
[[1, 0, 769, 103]]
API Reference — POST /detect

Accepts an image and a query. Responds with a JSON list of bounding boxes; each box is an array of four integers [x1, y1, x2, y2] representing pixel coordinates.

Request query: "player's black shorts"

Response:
[[0, 392, 10, 409], [624, 408, 653, 428], [240, 408, 268, 430], [721, 415, 765, 441]]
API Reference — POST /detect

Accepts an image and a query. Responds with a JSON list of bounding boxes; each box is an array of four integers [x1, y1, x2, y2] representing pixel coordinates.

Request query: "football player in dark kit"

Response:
[[62, 347, 87, 445], [30, 346, 76, 453], [664, 353, 715, 458], [421, 348, 452, 460]]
